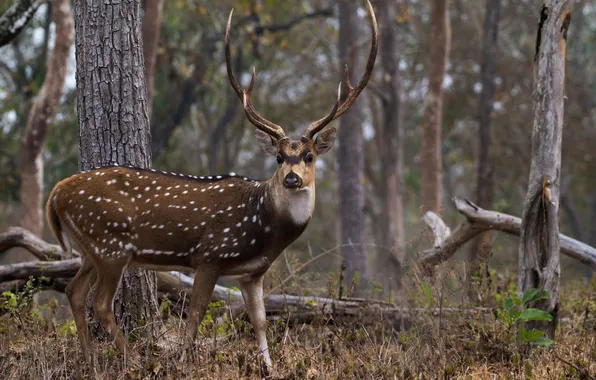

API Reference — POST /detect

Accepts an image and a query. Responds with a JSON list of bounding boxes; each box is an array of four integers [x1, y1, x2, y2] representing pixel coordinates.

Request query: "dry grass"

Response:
[[0, 276, 594, 379]]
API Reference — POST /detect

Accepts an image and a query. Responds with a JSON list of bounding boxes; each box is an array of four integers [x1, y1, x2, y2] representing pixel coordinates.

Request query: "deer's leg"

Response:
[[91, 259, 128, 354], [239, 275, 271, 368], [65, 256, 96, 361], [186, 267, 219, 342]]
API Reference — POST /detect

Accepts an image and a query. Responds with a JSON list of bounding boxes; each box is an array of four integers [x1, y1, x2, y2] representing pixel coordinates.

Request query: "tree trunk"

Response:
[[74, 0, 158, 336], [590, 196, 596, 281], [142, 0, 164, 120], [590, 196, 596, 250], [376, 0, 404, 292], [519, 1, 571, 339], [421, 0, 450, 214], [20, 0, 73, 237], [467, 0, 501, 297], [337, 0, 369, 295]]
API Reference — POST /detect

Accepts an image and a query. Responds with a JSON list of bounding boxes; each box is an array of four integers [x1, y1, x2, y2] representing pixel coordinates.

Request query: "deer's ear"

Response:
[[314, 127, 337, 155], [255, 130, 278, 156]]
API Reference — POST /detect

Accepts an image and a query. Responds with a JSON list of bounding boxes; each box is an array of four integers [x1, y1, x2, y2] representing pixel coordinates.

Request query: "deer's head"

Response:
[[225, 1, 378, 197]]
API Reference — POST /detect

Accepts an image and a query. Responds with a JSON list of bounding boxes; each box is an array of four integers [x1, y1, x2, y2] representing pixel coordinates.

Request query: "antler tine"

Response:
[[225, 9, 286, 140], [302, 0, 378, 138], [242, 68, 286, 140], [304, 82, 342, 139], [225, 9, 243, 101]]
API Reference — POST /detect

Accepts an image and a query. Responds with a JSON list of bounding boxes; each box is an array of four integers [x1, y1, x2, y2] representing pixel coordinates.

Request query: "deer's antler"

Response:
[[225, 10, 286, 141], [303, 0, 379, 139]]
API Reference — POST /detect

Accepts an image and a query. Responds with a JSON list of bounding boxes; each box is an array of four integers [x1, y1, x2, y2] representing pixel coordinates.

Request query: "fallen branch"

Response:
[[0, 227, 68, 260], [1, 221, 593, 324], [0, 258, 81, 281], [419, 197, 596, 273]]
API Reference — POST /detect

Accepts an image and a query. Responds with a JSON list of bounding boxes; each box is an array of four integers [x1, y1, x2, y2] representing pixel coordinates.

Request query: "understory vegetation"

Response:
[[0, 271, 594, 379]]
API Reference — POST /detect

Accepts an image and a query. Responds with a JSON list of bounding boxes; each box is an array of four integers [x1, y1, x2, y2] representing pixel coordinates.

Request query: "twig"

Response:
[[554, 352, 595, 380], [267, 245, 339, 295]]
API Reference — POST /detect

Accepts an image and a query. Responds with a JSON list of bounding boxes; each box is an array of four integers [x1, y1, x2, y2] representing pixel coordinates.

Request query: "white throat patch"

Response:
[[275, 186, 314, 225]]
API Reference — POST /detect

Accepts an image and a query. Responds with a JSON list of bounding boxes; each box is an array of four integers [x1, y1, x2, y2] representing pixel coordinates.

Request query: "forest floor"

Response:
[[0, 276, 594, 379]]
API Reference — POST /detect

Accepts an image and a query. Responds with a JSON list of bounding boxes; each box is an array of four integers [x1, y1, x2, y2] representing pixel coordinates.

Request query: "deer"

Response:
[[45, 1, 377, 369]]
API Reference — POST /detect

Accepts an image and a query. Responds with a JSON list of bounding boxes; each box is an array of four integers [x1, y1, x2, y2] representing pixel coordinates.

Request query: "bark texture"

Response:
[[376, 0, 405, 290], [421, 0, 451, 213], [142, 0, 164, 120], [518, 0, 572, 339], [20, 0, 73, 237], [0, 0, 45, 47], [74, 0, 158, 335], [337, 0, 369, 295], [468, 0, 501, 293]]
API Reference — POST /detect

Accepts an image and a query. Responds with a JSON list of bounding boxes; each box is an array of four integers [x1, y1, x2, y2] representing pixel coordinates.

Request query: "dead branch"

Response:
[[423, 211, 451, 247], [0, 259, 80, 281], [0, 228, 491, 327], [0, 222, 592, 325], [420, 197, 596, 273], [0, 227, 69, 260]]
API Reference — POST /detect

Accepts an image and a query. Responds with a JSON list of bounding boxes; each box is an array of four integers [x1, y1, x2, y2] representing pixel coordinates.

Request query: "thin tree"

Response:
[[74, 0, 158, 334], [421, 0, 450, 214], [519, 0, 572, 339], [376, 0, 405, 290], [337, 0, 369, 294], [142, 0, 164, 120], [20, 0, 73, 237], [467, 0, 501, 296]]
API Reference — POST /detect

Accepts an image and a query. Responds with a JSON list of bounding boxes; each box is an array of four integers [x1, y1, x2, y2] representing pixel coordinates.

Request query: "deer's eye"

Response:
[[305, 153, 314, 164], [276, 154, 284, 165]]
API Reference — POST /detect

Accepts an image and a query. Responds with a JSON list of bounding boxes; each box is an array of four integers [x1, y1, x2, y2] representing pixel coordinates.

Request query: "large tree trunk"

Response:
[[142, 0, 164, 120], [74, 0, 158, 335], [421, 0, 451, 213], [20, 0, 73, 237], [518, 0, 571, 339], [376, 0, 404, 292], [467, 0, 501, 297], [337, 0, 369, 295]]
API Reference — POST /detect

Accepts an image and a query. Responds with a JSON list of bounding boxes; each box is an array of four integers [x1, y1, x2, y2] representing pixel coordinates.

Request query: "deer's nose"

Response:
[[283, 172, 302, 189]]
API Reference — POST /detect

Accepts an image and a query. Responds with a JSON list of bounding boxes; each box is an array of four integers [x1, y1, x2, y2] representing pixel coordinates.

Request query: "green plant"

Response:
[[159, 295, 172, 317], [495, 288, 554, 346], [421, 281, 433, 307], [60, 320, 76, 336], [1, 277, 49, 317]]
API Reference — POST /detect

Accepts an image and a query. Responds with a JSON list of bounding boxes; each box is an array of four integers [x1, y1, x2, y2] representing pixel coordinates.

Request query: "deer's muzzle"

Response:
[[283, 172, 302, 189]]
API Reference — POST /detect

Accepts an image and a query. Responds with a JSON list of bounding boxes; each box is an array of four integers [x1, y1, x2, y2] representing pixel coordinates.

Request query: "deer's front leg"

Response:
[[239, 275, 271, 369], [187, 267, 219, 343]]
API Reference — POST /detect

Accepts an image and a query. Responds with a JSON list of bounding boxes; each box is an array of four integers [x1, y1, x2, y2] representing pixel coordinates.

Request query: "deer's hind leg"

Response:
[[65, 256, 96, 362], [90, 256, 129, 355], [186, 266, 219, 343]]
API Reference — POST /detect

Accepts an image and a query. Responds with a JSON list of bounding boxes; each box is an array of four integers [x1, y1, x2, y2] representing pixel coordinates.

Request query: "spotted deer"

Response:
[[46, 1, 377, 368]]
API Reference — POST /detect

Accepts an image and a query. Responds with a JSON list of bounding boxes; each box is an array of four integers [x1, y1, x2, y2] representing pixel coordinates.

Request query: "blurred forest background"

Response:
[[0, 0, 595, 297]]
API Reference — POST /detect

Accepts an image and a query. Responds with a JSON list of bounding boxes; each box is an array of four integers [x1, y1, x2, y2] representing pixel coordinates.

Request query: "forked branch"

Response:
[[419, 198, 596, 275]]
